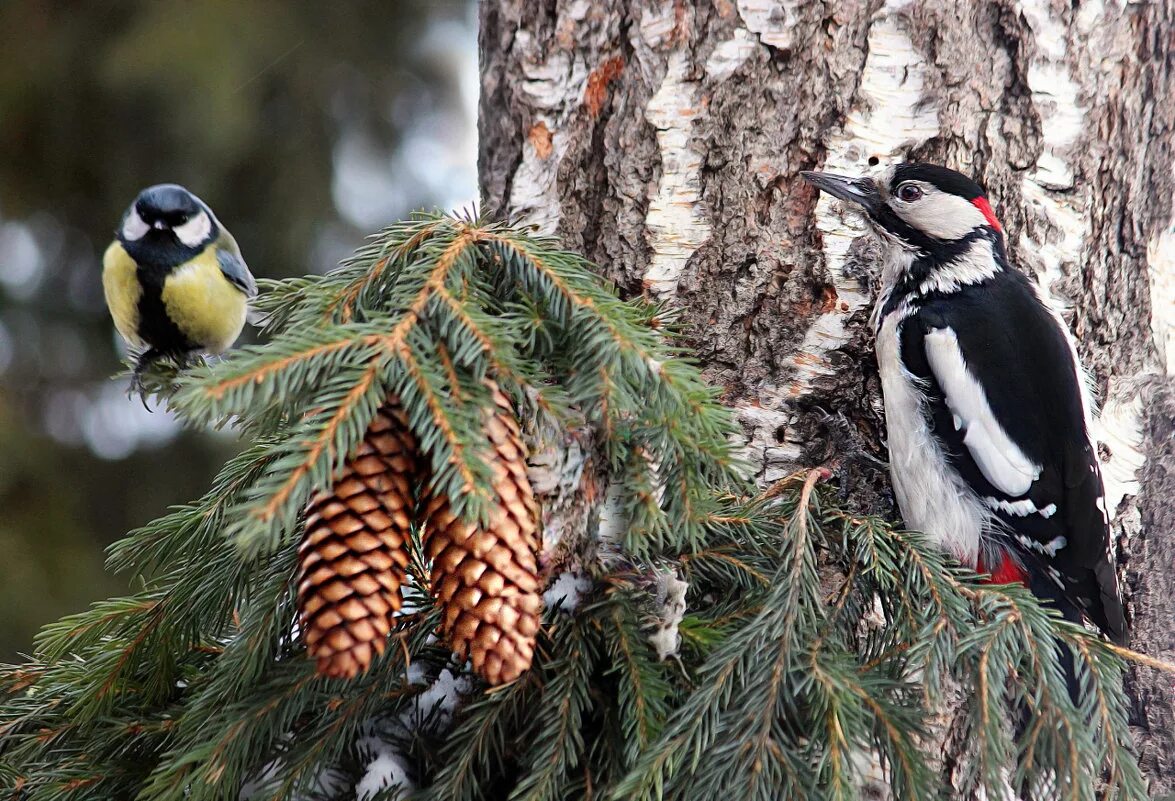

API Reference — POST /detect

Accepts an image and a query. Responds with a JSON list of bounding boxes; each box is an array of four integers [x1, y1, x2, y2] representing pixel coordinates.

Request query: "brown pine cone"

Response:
[[423, 382, 542, 685], [297, 402, 419, 679]]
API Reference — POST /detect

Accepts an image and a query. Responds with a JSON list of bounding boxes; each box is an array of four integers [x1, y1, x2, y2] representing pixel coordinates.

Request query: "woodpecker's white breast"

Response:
[[875, 308, 989, 565]]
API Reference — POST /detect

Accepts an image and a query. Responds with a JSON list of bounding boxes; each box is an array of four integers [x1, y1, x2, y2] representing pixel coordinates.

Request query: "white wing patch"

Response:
[[984, 497, 1038, 516], [924, 326, 1041, 496], [983, 497, 1057, 518], [1016, 533, 1067, 557]]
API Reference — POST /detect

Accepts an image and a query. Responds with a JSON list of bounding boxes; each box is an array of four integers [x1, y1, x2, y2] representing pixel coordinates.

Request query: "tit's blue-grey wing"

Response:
[[217, 248, 257, 298]]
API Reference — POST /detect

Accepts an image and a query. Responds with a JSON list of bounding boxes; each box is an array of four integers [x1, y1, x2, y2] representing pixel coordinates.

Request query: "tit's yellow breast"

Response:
[[160, 248, 248, 353], [102, 242, 144, 348]]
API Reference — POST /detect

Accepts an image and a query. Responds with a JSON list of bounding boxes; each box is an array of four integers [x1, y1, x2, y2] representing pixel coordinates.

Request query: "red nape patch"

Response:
[[976, 551, 1027, 585], [972, 197, 1002, 232]]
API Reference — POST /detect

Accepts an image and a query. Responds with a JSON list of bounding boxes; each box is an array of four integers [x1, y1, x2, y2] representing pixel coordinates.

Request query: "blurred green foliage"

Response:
[[0, 0, 475, 658]]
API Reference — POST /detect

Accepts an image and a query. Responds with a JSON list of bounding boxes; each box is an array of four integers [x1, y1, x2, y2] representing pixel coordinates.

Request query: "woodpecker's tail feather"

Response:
[[1023, 565, 1097, 703]]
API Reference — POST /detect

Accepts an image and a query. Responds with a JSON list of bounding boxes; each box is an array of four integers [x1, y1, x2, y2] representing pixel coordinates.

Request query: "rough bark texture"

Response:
[[479, 0, 1175, 795]]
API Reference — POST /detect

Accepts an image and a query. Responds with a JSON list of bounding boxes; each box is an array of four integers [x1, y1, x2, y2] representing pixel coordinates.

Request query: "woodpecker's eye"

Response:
[[896, 183, 923, 202]]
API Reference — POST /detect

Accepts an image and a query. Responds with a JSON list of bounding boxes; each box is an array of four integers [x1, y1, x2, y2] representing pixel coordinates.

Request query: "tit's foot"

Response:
[[123, 349, 203, 410], [128, 371, 149, 409], [127, 348, 165, 411]]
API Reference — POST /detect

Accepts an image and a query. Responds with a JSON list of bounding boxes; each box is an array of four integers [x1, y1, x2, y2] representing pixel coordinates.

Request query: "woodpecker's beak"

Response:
[[801, 171, 883, 215]]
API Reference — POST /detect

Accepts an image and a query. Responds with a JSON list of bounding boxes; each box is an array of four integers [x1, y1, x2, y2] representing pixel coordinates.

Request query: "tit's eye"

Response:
[[896, 183, 923, 202]]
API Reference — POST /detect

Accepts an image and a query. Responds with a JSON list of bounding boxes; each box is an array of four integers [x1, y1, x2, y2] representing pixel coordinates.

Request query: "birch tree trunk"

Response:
[[478, 0, 1175, 793]]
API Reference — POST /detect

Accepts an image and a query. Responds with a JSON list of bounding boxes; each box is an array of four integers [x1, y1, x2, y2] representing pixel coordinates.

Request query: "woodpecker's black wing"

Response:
[[217, 248, 257, 298], [899, 268, 1126, 644]]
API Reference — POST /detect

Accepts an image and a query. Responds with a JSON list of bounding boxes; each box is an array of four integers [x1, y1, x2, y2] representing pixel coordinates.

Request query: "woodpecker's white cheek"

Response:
[[121, 209, 149, 241], [897, 191, 988, 240], [174, 210, 212, 248], [923, 326, 1042, 496]]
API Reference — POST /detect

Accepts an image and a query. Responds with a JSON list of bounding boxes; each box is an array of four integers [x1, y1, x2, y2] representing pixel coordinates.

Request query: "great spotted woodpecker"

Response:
[[802, 163, 1127, 647]]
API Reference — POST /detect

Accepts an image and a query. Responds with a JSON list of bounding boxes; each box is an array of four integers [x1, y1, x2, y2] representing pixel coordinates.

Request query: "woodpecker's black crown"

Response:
[[888, 163, 986, 200], [135, 184, 201, 227]]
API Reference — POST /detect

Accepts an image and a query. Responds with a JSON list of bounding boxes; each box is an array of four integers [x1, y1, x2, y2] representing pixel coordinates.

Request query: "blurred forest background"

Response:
[[0, 0, 477, 658]]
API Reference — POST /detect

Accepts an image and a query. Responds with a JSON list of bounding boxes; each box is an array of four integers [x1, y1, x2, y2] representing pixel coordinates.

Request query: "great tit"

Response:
[[102, 184, 256, 385]]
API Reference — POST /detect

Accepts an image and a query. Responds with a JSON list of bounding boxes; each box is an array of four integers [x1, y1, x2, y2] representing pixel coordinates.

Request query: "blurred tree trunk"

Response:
[[478, 0, 1175, 794]]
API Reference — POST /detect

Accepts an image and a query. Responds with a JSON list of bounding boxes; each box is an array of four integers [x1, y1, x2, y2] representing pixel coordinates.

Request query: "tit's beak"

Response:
[[152, 220, 168, 230], [800, 171, 883, 215]]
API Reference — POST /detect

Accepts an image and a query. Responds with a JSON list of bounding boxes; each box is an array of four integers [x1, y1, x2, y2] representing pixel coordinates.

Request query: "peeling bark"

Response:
[[479, 0, 1175, 795]]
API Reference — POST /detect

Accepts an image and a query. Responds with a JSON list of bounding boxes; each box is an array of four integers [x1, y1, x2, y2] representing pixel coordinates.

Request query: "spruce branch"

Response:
[[603, 589, 673, 767], [327, 218, 447, 325], [419, 675, 531, 801], [506, 621, 594, 801], [222, 362, 395, 556]]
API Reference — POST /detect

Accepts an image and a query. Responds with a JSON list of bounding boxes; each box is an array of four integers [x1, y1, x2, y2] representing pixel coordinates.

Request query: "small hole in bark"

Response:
[[868, 156, 879, 166], [774, 425, 788, 443]]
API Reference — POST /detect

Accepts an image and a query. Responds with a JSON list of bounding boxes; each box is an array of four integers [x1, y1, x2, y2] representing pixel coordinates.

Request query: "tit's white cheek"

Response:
[[121, 209, 149, 241], [899, 192, 988, 240], [174, 211, 212, 248]]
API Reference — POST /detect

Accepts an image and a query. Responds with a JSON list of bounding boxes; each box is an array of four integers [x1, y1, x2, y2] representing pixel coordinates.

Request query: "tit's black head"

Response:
[[117, 184, 218, 263], [802, 162, 1002, 252], [134, 184, 201, 228]]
